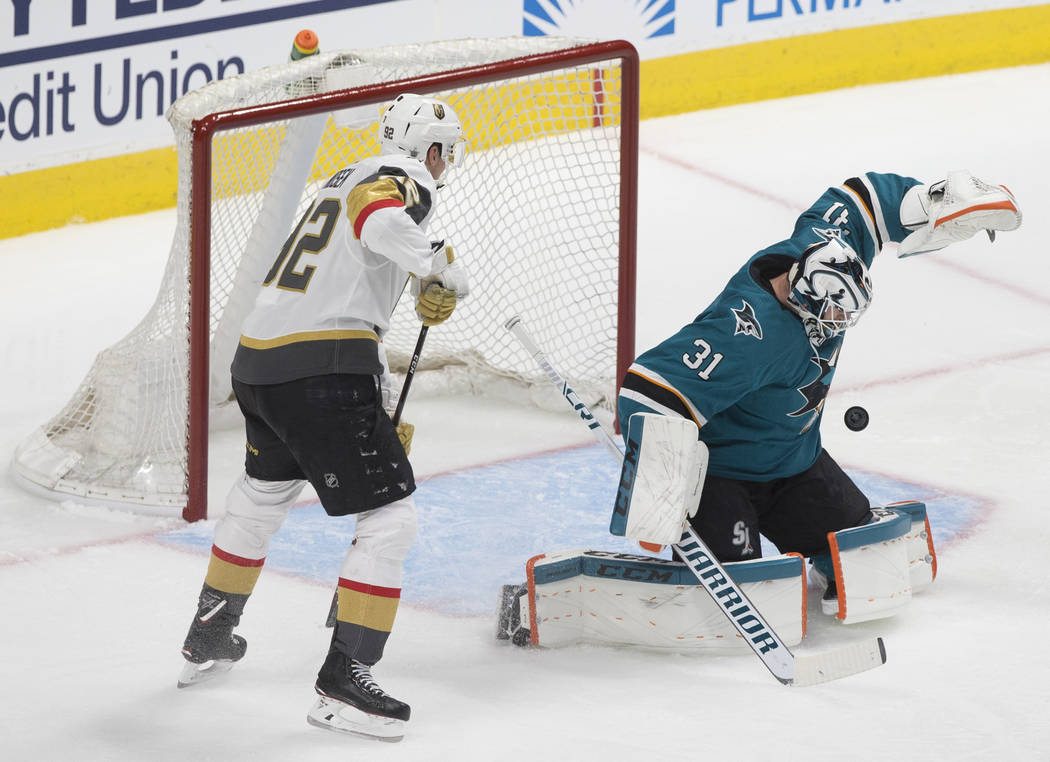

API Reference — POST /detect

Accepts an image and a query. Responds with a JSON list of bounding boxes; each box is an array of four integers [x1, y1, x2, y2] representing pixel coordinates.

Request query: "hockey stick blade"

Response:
[[790, 637, 887, 687], [505, 315, 889, 686]]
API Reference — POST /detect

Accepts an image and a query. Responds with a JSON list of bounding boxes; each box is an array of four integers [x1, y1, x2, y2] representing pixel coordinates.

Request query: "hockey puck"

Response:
[[844, 406, 869, 431]]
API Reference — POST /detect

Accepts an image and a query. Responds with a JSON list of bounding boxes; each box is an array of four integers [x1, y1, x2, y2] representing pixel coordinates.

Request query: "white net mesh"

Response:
[[12, 37, 632, 515]]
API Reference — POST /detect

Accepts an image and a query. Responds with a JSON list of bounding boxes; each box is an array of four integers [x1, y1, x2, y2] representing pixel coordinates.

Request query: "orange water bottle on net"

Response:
[[290, 29, 319, 61]]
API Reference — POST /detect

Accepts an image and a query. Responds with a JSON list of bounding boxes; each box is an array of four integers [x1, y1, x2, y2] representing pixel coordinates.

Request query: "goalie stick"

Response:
[[505, 315, 886, 687]]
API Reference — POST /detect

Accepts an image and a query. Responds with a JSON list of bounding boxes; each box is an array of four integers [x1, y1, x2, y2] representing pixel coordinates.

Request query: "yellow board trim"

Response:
[[2, 6, 1048, 241], [640, 6, 1050, 120], [1, 146, 178, 237], [239, 328, 378, 349]]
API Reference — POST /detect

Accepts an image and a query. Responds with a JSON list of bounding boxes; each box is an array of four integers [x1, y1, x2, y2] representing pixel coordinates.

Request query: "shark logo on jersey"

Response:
[[731, 300, 763, 340], [811, 225, 849, 245], [788, 345, 840, 433]]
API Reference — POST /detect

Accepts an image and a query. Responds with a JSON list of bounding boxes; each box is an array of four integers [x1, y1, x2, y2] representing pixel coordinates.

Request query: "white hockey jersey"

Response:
[[231, 153, 449, 385]]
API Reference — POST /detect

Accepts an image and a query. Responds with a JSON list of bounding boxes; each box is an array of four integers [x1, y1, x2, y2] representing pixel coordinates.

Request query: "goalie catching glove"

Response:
[[898, 170, 1021, 257], [412, 241, 470, 326]]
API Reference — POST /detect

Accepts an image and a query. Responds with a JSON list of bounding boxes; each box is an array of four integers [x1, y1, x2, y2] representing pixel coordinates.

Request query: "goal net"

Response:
[[13, 37, 639, 521]]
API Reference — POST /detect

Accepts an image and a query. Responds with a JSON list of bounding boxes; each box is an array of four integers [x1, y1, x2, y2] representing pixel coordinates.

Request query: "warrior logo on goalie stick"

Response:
[[731, 299, 763, 340], [676, 534, 780, 655]]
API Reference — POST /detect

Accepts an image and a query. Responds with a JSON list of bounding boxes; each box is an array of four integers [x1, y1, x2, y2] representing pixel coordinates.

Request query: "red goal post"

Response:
[[13, 37, 639, 522]]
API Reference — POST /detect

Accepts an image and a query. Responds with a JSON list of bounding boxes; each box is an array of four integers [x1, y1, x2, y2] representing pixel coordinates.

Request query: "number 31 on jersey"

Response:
[[682, 338, 723, 381]]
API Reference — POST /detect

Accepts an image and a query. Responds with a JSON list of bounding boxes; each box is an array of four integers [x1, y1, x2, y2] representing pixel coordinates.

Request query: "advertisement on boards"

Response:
[[0, 0, 421, 171], [522, 0, 1046, 54], [1, 0, 1045, 173]]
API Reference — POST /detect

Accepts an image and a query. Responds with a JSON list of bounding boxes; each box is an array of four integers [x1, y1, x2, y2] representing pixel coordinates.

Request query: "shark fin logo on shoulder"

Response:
[[732, 299, 763, 340]]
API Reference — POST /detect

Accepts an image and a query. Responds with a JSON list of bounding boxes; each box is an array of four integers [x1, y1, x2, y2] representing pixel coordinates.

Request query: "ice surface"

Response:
[[2, 63, 1049, 760]]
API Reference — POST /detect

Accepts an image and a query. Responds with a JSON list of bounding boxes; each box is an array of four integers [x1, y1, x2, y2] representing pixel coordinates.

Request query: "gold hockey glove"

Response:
[[416, 282, 458, 326], [395, 420, 415, 456]]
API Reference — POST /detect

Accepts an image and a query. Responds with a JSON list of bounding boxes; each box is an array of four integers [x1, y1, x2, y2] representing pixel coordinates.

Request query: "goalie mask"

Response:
[[379, 94, 466, 178], [787, 237, 873, 347]]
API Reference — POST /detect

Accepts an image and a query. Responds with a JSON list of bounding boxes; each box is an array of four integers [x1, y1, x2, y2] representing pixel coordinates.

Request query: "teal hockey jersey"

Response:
[[618, 172, 921, 480]]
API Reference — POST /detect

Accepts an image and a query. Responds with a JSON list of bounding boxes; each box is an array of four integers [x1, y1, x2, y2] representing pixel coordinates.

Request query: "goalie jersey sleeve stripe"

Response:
[[621, 365, 707, 427], [855, 174, 893, 248], [842, 176, 884, 251]]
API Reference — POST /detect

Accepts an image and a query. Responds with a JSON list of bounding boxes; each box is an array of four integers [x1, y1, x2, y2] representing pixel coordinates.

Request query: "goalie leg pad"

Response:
[[886, 500, 937, 592], [821, 507, 912, 624], [506, 549, 805, 651], [611, 413, 708, 546]]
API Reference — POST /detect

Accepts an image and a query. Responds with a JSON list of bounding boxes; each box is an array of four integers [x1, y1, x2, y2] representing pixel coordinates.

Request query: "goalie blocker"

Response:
[[611, 413, 707, 546]]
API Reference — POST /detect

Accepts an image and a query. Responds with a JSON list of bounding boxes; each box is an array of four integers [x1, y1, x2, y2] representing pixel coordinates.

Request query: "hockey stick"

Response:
[[392, 324, 428, 425], [505, 315, 886, 686]]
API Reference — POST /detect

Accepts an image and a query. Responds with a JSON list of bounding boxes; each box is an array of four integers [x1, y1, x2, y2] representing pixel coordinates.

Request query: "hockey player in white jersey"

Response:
[[177, 93, 469, 742]]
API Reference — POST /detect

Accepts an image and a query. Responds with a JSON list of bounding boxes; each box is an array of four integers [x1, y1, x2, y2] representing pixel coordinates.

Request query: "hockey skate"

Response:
[[177, 585, 249, 688], [306, 649, 410, 742], [809, 556, 840, 616]]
